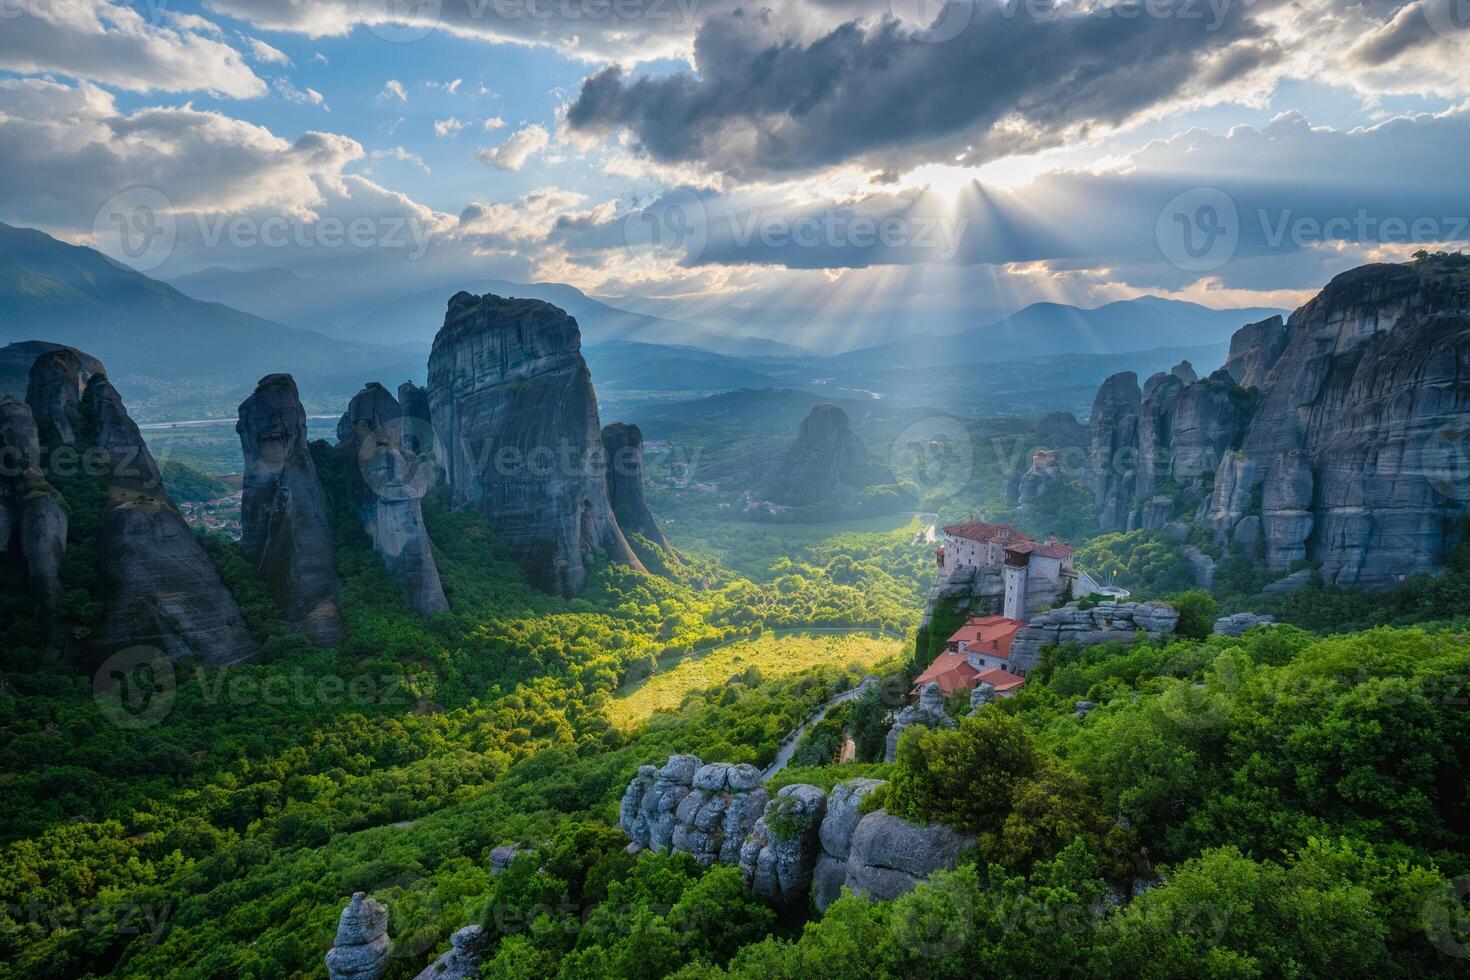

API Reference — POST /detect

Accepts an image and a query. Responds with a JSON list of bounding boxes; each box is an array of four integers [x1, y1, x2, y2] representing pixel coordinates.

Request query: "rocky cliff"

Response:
[[338, 383, 448, 616], [1222, 315, 1288, 388], [1088, 372, 1142, 530], [326, 892, 390, 980], [601, 422, 671, 553], [82, 373, 259, 664], [26, 346, 104, 449], [619, 755, 970, 911], [1008, 600, 1180, 669], [0, 397, 66, 630], [237, 374, 340, 645], [427, 292, 642, 596], [0, 341, 104, 403], [764, 403, 877, 507]]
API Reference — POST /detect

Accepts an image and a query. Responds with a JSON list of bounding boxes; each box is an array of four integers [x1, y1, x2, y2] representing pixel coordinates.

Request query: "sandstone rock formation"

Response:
[[601, 422, 671, 553], [338, 383, 448, 616], [237, 374, 340, 646], [1213, 612, 1277, 636], [619, 760, 969, 912], [884, 682, 952, 762], [0, 341, 104, 403], [813, 777, 885, 912], [764, 404, 880, 507], [620, 756, 767, 865], [1087, 259, 1470, 590], [1222, 315, 1289, 389], [27, 346, 103, 448], [427, 292, 642, 596], [0, 397, 66, 629], [326, 892, 390, 980], [740, 783, 828, 907], [413, 924, 481, 980], [1008, 601, 1179, 670], [83, 375, 259, 664], [843, 811, 975, 903]]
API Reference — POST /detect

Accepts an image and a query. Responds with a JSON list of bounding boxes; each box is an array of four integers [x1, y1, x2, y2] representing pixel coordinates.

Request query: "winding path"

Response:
[[763, 675, 880, 779]]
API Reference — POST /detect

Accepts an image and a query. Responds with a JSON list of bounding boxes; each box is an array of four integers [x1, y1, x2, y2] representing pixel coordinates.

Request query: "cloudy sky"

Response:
[[2, 0, 1468, 348]]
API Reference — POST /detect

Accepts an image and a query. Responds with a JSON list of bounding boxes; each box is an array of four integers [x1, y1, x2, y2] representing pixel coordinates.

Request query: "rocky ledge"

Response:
[[1009, 600, 1179, 668], [326, 892, 390, 980], [619, 755, 971, 911]]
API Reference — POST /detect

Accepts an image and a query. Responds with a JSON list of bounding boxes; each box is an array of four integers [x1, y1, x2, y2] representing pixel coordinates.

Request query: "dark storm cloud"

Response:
[[565, 1, 1276, 177]]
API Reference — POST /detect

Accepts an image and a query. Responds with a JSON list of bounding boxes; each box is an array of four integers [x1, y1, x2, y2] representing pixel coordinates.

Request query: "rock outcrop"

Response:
[[764, 404, 879, 507], [326, 892, 390, 980], [338, 383, 448, 616], [813, 777, 885, 912], [27, 346, 103, 448], [413, 925, 481, 980], [1087, 259, 1470, 590], [1223, 315, 1289, 388], [620, 756, 767, 865], [237, 374, 340, 646], [740, 784, 828, 907], [83, 375, 259, 664], [427, 292, 642, 597], [619, 760, 969, 912], [1008, 601, 1179, 670], [884, 682, 952, 762], [1213, 612, 1277, 636], [843, 811, 975, 903], [0, 341, 104, 403], [0, 397, 66, 629], [601, 422, 671, 553]]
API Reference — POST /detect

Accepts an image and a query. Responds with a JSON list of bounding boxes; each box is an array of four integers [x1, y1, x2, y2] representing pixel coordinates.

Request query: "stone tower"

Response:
[[1002, 549, 1029, 621]]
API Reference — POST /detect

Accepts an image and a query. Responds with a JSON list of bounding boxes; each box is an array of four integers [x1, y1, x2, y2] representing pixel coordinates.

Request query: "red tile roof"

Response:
[[944, 616, 1025, 659], [942, 520, 1075, 560], [975, 667, 1027, 693], [913, 653, 1028, 697]]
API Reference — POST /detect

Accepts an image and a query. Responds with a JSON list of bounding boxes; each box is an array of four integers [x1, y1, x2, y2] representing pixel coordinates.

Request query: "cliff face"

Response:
[[764, 404, 875, 507], [427, 292, 641, 597], [339, 383, 449, 616], [237, 374, 340, 645], [601, 422, 672, 553], [26, 346, 104, 448], [1217, 261, 1470, 586], [0, 397, 66, 629], [1087, 259, 1470, 589], [82, 375, 259, 664]]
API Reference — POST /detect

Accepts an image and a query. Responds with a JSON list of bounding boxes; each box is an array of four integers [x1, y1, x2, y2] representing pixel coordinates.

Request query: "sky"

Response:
[[1, 0, 1468, 349]]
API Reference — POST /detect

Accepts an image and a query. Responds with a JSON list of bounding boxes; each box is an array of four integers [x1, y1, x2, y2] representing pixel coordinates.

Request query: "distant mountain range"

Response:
[[0, 222, 424, 416], [837, 296, 1286, 368], [169, 265, 806, 358]]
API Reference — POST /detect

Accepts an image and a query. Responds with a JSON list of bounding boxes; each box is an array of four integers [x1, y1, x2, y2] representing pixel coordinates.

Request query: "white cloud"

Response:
[[376, 79, 407, 103], [482, 116, 506, 132], [476, 124, 550, 171], [0, 0, 266, 98], [434, 117, 469, 137], [370, 146, 431, 173], [311, 52, 329, 65], [427, 78, 464, 94], [243, 35, 291, 65], [273, 77, 328, 109]]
